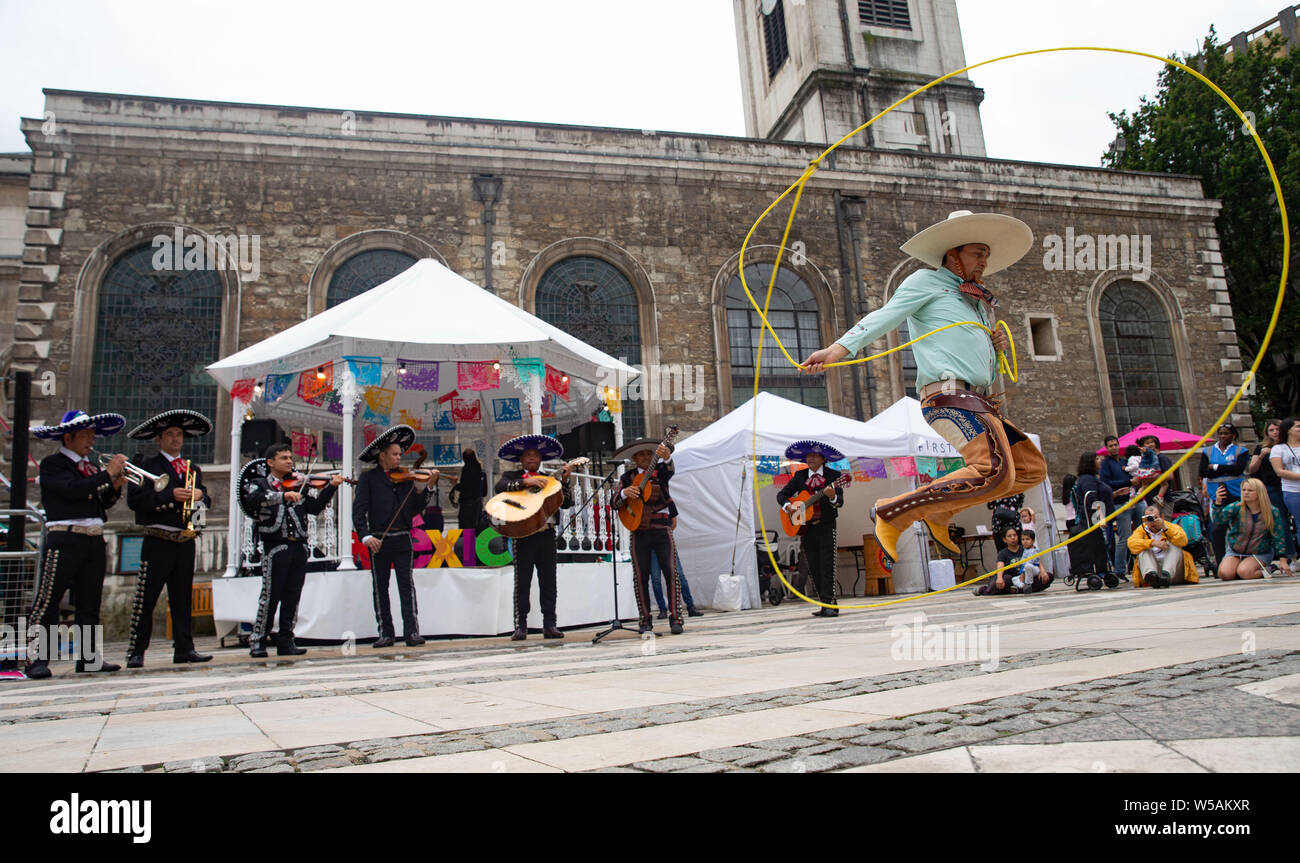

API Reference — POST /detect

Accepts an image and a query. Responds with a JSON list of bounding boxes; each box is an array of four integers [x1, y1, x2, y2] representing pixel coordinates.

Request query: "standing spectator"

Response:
[[1212, 479, 1290, 580], [1249, 419, 1295, 561], [1100, 434, 1137, 577], [1133, 435, 1174, 507], [1198, 422, 1249, 565], [450, 448, 488, 531], [1269, 417, 1300, 574]]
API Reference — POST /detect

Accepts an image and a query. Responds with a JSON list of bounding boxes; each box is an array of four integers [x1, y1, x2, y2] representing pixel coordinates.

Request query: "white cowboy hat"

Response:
[[900, 210, 1034, 277]]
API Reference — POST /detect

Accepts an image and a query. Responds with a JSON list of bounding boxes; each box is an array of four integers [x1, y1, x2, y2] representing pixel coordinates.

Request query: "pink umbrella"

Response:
[[1096, 422, 1208, 455]]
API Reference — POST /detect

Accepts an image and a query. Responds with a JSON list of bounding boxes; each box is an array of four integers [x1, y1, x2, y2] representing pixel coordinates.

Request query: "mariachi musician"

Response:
[[494, 434, 574, 641], [612, 438, 683, 635], [239, 442, 344, 657], [25, 410, 129, 678], [125, 410, 213, 667], [353, 424, 436, 648], [776, 440, 846, 618]]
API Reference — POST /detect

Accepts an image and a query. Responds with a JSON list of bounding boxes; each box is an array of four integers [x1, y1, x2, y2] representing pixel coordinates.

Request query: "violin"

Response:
[[388, 452, 439, 484], [282, 471, 356, 490]]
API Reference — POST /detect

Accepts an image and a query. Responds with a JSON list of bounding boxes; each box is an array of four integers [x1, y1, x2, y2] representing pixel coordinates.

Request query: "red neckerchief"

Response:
[[948, 258, 995, 308]]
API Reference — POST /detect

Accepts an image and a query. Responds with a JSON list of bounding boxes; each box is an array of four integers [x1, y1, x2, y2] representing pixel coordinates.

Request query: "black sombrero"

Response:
[[359, 425, 417, 464], [31, 410, 126, 441], [784, 440, 845, 462], [498, 434, 563, 463], [613, 437, 675, 461], [128, 409, 212, 440], [237, 458, 271, 519]]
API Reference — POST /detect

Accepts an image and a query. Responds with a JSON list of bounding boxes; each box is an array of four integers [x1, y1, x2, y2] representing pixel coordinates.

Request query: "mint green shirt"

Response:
[[835, 267, 997, 389]]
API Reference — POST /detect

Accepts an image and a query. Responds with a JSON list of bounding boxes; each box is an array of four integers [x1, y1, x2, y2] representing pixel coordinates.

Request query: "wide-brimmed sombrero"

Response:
[[237, 458, 271, 519], [784, 440, 845, 462], [128, 410, 212, 440], [900, 210, 1033, 277], [613, 438, 675, 461], [31, 410, 126, 441], [498, 434, 563, 463], [359, 424, 417, 463]]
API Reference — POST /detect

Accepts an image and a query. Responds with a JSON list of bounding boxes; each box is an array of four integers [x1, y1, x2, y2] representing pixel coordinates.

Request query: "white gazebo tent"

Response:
[[207, 258, 640, 579], [204, 260, 644, 638]]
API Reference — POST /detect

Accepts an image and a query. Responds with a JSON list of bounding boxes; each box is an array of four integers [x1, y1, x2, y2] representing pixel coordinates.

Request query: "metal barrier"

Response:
[[0, 507, 46, 663]]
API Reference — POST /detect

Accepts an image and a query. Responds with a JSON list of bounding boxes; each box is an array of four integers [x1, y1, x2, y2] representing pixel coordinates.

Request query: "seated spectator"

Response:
[[1212, 478, 1291, 580], [1015, 528, 1053, 593], [975, 526, 1023, 596], [1127, 503, 1198, 588]]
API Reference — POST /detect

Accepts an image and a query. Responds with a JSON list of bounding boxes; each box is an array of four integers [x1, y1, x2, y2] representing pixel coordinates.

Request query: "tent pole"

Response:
[[337, 362, 357, 570], [223, 399, 245, 578], [529, 374, 542, 435]]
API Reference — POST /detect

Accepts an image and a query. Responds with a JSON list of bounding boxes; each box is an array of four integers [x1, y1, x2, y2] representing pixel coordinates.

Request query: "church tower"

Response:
[[733, 0, 987, 155]]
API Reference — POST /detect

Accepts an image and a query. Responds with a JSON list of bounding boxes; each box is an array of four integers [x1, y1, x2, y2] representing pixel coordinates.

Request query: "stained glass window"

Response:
[[1099, 281, 1186, 432], [726, 265, 826, 410], [90, 243, 224, 462], [326, 250, 418, 308], [536, 256, 645, 438]]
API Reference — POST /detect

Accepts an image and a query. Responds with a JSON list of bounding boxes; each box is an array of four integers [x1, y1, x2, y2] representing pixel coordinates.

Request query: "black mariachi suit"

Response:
[[613, 460, 683, 626], [495, 469, 573, 630], [353, 467, 433, 639], [29, 452, 123, 664], [776, 467, 844, 606], [126, 453, 210, 659], [241, 473, 338, 649]]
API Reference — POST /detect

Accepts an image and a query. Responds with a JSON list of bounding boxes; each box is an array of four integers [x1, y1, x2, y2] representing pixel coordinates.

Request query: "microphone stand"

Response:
[[591, 464, 634, 643]]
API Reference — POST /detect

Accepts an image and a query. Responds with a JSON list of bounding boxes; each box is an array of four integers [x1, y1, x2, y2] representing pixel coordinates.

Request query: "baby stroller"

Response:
[[755, 530, 788, 606], [1168, 489, 1215, 577], [1064, 487, 1119, 591]]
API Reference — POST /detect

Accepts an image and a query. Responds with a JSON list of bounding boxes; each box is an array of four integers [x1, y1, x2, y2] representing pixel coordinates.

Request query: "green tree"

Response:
[[1104, 27, 1300, 419]]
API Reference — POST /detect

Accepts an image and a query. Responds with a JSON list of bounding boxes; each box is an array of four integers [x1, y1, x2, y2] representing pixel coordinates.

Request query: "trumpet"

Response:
[[93, 450, 170, 492]]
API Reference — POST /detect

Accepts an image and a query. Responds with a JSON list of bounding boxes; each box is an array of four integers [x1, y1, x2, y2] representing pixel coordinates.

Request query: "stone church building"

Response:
[[1, 0, 1243, 597]]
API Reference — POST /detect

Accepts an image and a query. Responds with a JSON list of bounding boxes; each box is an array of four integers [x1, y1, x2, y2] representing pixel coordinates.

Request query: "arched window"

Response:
[[326, 249, 418, 308], [535, 256, 644, 437], [725, 264, 826, 409], [1099, 280, 1186, 431], [90, 245, 223, 462]]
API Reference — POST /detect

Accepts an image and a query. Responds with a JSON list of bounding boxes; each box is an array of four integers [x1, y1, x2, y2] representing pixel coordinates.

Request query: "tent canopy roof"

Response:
[[206, 258, 639, 389]]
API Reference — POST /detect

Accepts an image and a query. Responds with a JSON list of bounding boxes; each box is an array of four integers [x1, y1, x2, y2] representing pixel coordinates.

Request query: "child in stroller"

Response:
[[1168, 488, 1215, 576]]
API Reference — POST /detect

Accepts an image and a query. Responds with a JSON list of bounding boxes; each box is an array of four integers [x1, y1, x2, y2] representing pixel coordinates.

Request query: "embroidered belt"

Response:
[[919, 380, 990, 399], [922, 388, 1001, 417], [47, 524, 103, 536], [142, 527, 195, 543]]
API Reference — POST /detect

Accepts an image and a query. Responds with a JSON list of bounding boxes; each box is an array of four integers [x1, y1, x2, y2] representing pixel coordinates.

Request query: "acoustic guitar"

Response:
[[485, 458, 589, 539], [617, 427, 680, 531], [779, 473, 851, 537]]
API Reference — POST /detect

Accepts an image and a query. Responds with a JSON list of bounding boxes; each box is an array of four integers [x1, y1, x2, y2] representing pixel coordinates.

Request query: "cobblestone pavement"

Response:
[[3, 578, 1299, 773]]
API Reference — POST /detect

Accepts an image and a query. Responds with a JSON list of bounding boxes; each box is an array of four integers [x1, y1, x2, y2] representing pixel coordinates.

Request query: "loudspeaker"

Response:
[[241, 419, 288, 457], [578, 420, 616, 454], [557, 429, 582, 460]]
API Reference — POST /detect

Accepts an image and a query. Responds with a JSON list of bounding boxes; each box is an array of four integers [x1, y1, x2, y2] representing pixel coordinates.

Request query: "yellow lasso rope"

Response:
[[742, 45, 1288, 611]]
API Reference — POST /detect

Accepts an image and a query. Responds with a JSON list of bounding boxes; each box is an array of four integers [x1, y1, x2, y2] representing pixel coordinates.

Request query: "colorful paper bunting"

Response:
[[290, 431, 314, 458], [323, 431, 343, 461], [493, 398, 521, 422], [756, 456, 780, 476], [398, 409, 423, 430], [263, 373, 293, 405], [457, 362, 500, 391], [344, 356, 381, 388], [433, 410, 455, 431], [452, 398, 481, 422], [889, 456, 918, 478], [432, 445, 460, 465], [397, 360, 440, 392], [755, 472, 774, 489], [512, 358, 545, 384], [231, 379, 255, 402], [298, 363, 333, 403], [544, 364, 570, 400], [437, 389, 459, 405]]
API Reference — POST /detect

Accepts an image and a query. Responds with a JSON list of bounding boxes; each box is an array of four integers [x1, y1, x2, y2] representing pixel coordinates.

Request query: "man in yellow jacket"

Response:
[[1127, 503, 1199, 588]]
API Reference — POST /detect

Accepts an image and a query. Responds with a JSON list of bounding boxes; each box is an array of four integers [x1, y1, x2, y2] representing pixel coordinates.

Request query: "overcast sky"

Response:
[[0, 1, 1287, 166]]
